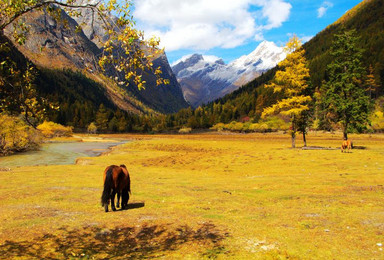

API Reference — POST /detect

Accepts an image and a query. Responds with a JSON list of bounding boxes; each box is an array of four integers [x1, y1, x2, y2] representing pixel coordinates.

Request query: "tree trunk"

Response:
[[291, 117, 296, 148], [343, 131, 348, 140], [303, 131, 307, 147], [343, 121, 348, 140], [291, 133, 296, 148]]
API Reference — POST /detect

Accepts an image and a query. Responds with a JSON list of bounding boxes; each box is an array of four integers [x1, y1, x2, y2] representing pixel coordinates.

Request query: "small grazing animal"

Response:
[[341, 139, 353, 153], [101, 164, 131, 212]]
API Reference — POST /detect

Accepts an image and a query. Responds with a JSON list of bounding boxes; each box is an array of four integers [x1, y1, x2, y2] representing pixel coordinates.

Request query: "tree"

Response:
[[87, 122, 97, 134], [0, 0, 167, 126], [321, 30, 370, 140], [0, 53, 55, 127], [95, 104, 109, 132], [261, 36, 312, 148], [365, 65, 380, 100]]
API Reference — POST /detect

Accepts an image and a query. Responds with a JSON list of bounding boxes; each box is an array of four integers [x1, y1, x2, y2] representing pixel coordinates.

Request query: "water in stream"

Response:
[[0, 141, 124, 168]]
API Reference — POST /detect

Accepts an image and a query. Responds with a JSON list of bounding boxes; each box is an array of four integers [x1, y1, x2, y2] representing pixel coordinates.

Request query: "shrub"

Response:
[[87, 122, 98, 134], [37, 121, 73, 138], [0, 114, 42, 155], [179, 127, 192, 134], [210, 123, 225, 131], [370, 110, 384, 132]]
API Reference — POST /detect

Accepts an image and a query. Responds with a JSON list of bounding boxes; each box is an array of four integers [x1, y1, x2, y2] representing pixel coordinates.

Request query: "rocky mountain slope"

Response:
[[4, 6, 188, 115], [172, 41, 285, 107]]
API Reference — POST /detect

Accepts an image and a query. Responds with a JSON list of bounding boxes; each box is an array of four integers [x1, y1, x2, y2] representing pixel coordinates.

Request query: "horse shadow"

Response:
[[119, 202, 145, 211]]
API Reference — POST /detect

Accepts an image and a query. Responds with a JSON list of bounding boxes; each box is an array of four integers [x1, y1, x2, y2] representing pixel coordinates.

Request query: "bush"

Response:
[[210, 123, 225, 131], [37, 121, 73, 138], [179, 127, 192, 134], [87, 122, 98, 134], [0, 114, 42, 155], [370, 110, 384, 132]]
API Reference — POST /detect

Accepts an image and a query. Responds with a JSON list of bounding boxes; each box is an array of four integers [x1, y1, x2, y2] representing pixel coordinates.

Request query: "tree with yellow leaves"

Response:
[[262, 36, 311, 148]]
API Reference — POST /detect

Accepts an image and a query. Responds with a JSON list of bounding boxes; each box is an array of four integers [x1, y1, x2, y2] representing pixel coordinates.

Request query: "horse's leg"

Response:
[[116, 192, 120, 208], [121, 189, 128, 209], [105, 202, 109, 212], [111, 189, 117, 211]]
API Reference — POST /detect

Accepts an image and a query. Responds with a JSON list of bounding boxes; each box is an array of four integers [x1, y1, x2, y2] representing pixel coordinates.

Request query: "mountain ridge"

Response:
[[172, 41, 286, 107], [4, 6, 188, 115]]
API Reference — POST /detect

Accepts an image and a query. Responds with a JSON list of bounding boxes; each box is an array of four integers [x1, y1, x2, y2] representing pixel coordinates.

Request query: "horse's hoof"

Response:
[[105, 208, 109, 212], [112, 207, 116, 211]]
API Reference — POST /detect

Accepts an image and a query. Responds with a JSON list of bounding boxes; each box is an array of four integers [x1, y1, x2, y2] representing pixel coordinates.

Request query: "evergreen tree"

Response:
[[321, 30, 370, 140], [95, 104, 109, 132], [262, 36, 312, 148]]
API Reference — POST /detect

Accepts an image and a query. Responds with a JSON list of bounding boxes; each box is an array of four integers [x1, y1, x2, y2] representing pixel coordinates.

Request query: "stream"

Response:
[[0, 141, 125, 168]]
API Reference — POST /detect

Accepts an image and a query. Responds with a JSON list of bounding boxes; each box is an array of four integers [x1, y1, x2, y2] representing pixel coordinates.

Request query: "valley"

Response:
[[0, 132, 383, 259]]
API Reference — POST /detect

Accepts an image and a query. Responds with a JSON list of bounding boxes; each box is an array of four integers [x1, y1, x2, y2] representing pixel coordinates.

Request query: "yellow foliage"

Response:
[[370, 110, 384, 132], [0, 114, 42, 155], [263, 37, 311, 119], [37, 121, 73, 138], [178, 127, 192, 134]]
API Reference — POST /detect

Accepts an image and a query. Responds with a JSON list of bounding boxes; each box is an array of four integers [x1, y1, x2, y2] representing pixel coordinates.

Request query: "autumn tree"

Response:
[[262, 36, 311, 148], [321, 30, 370, 140], [365, 65, 380, 100]]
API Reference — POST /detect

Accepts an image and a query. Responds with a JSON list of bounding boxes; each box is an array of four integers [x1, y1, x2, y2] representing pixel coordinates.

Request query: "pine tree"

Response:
[[261, 36, 312, 148], [321, 30, 370, 140], [95, 104, 109, 132]]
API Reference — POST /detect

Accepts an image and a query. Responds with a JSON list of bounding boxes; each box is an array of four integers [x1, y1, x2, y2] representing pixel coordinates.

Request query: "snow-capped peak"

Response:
[[171, 41, 286, 107]]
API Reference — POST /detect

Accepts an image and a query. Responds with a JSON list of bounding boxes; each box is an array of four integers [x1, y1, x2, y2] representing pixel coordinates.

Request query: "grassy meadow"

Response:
[[0, 132, 383, 259]]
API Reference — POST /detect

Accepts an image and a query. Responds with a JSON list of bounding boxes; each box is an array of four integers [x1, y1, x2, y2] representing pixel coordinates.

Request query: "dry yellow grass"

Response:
[[0, 132, 383, 259]]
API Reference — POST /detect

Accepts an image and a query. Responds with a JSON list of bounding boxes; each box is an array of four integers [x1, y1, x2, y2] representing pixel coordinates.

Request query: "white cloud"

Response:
[[301, 35, 314, 43], [133, 0, 291, 52], [317, 1, 333, 18], [286, 33, 313, 44]]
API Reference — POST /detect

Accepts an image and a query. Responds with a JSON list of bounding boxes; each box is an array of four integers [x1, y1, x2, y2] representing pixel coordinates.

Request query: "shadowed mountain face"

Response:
[[4, 6, 188, 114], [172, 41, 285, 107]]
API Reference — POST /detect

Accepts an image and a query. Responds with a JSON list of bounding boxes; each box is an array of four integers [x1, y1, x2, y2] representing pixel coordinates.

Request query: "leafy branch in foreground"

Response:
[[0, 0, 167, 88]]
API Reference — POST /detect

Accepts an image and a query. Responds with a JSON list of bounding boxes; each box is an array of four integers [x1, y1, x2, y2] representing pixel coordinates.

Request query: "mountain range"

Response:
[[172, 41, 286, 107]]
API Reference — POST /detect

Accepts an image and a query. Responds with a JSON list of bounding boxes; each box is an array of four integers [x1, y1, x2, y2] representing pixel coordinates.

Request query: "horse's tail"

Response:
[[120, 164, 131, 194], [101, 167, 113, 206], [127, 172, 131, 194]]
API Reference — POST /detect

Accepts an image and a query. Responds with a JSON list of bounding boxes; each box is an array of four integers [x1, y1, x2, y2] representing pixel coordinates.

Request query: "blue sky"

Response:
[[132, 0, 362, 64]]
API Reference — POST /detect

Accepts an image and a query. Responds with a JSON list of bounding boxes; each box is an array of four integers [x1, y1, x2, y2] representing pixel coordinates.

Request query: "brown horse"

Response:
[[341, 139, 353, 153], [101, 164, 131, 212]]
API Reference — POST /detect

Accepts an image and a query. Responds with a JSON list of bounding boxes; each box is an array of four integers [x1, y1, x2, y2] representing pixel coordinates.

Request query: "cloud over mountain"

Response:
[[318, 1, 334, 18], [133, 0, 291, 51]]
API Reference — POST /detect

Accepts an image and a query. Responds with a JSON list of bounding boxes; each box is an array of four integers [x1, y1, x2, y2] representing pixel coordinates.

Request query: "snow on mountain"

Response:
[[172, 41, 286, 107]]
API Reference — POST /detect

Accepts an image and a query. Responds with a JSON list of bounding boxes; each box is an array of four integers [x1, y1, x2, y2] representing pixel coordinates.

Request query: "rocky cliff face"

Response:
[[172, 41, 286, 107], [5, 6, 188, 114]]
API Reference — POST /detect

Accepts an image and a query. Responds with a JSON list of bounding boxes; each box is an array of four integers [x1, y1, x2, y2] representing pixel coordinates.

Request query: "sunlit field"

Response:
[[0, 132, 383, 259]]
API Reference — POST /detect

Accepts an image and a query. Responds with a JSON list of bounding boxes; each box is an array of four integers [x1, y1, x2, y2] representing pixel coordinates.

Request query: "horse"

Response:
[[341, 139, 353, 153], [101, 164, 131, 212]]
